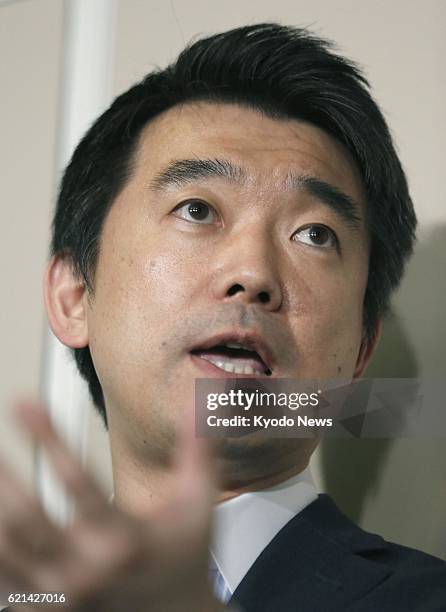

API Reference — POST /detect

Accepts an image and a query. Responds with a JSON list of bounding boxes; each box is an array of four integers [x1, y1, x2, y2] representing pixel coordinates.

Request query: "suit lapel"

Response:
[[231, 495, 392, 611]]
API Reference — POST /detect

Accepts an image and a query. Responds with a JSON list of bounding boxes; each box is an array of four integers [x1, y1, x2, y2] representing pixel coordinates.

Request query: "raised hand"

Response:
[[0, 402, 225, 612]]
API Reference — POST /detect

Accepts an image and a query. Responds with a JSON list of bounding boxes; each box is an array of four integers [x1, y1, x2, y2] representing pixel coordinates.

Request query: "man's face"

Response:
[[85, 102, 371, 475]]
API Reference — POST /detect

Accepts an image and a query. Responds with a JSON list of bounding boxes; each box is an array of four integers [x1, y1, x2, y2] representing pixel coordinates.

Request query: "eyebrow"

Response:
[[150, 157, 363, 230], [294, 175, 362, 230], [150, 158, 245, 189]]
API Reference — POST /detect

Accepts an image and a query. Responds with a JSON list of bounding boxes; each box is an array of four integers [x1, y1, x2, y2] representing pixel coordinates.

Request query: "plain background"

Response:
[[1, 0, 445, 560]]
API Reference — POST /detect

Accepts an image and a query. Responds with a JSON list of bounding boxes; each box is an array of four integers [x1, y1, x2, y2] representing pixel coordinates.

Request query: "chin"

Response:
[[216, 437, 314, 488]]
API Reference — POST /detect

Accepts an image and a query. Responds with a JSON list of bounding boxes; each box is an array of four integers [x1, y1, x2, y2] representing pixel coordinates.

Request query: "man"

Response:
[[1, 23, 445, 611]]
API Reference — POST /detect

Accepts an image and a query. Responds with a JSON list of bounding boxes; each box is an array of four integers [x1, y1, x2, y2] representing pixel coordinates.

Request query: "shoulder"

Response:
[[348, 542, 446, 611], [377, 535, 445, 571], [301, 493, 446, 569], [354, 521, 445, 610], [233, 493, 445, 611], [302, 494, 446, 610]]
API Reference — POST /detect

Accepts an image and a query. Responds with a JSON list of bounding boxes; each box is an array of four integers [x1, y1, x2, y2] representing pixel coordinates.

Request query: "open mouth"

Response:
[[191, 342, 272, 376]]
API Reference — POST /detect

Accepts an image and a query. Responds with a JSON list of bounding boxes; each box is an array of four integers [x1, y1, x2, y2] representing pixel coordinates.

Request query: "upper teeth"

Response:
[[206, 357, 257, 374], [225, 342, 249, 350]]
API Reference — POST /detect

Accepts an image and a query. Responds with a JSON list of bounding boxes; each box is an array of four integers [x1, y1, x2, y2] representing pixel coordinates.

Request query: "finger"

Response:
[[0, 530, 58, 594], [0, 455, 65, 560], [14, 402, 108, 521], [0, 555, 34, 594], [170, 402, 217, 527], [0, 452, 70, 598], [0, 503, 61, 595]]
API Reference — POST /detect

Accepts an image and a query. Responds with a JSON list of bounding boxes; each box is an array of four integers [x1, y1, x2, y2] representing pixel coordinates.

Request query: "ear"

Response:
[[44, 255, 89, 348], [353, 319, 382, 378]]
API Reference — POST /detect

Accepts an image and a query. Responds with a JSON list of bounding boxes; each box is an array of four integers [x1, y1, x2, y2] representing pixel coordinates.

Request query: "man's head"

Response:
[[44, 24, 416, 482]]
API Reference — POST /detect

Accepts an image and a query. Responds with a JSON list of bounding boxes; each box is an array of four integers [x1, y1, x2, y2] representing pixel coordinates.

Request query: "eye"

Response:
[[291, 224, 338, 249], [172, 199, 218, 224]]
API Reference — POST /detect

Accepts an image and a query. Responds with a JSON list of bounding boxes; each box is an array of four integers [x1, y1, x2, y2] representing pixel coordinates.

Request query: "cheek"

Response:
[[92, 262, 167, 343], [141, 248, 198, 307], [85, 242, 199, 431], [287, 261, 367, 376], [87, 234, 201, 374]]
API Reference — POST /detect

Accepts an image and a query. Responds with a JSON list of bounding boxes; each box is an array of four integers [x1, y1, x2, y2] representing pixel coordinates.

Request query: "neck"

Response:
[[111, 441, 310, 517], [216, 462, 310, 503]]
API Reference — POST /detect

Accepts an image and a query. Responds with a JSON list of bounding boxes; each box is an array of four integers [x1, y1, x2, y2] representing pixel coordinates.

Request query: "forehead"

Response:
[[133, 101, 365, 204]]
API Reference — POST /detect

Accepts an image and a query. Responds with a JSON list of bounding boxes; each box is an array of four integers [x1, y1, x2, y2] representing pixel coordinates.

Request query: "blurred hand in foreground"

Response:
[[0, 402, 225, 612]]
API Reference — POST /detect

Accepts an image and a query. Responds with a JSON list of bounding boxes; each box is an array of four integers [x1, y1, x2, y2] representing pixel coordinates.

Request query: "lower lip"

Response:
[[189, 353, 270, 378]]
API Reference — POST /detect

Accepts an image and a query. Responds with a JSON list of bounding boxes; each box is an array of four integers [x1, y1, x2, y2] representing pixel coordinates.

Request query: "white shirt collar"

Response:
[[210, 467, 318, 594]]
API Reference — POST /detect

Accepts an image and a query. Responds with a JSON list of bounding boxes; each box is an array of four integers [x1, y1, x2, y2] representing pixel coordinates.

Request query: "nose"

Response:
[[210, 227, 283, 311]]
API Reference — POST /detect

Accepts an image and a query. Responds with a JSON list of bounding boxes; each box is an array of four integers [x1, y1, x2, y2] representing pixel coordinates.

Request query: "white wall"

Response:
[[1, 0, 445, 559], [0, 0, 64, 485]]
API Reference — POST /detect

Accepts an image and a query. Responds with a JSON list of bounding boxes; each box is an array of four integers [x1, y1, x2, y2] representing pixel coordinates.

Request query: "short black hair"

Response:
[[51, 23, 416, 426]]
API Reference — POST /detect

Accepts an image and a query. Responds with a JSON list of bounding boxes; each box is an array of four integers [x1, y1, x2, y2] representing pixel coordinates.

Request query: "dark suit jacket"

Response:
[[230, 494, 446, 611]]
